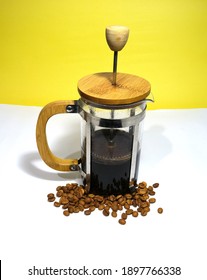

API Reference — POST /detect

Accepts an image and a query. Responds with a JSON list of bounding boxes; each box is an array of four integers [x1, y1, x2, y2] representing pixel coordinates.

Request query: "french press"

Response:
[[36, 26, 153, 195]]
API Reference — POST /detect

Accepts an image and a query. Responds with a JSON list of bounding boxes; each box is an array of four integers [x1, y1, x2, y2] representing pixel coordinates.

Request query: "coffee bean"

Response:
[[125, 194, 132, 199], [140, 202, 148, 208], [63, 210, 70, 216], [48, 197, 55, 202], [103, 209, 110, 216], [60, 197, 69, 205], [138, 188, 147, 195], [132, 211, 138, 217], [85, 197, 91, 203], [126, 209, 133, 215], [124, 203, 130, 209], [47, 181, 161, 224], [118, 204, 123, 211], [148, 190, 156, 196], [111, 202, 118, 211], [111, 211, 117, 218], [141, 210, 148, 216], [47, 193, 54, 199], [121, 212, 127, 220], [119, 219, 126, 225], [148, 186, 153, 191], [138, 181, 147, 188], [74, 207, 80, 213], [54, 201, 60, 207], [149, 198, 156, 203], [84, 210, 91, 215], [56, 190, 64, 197], [89, 206, 96, 212], [98, 204, 105, 211], [157, 207, 163, 214]]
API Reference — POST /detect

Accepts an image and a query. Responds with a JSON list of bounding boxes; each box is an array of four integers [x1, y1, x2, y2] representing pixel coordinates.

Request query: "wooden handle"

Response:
[[105, 25, 129, 51], [36, 100, 79, 171]]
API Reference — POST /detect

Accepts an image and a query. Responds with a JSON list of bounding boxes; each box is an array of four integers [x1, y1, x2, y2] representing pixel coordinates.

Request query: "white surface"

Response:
[[0, 104, 207, 279]]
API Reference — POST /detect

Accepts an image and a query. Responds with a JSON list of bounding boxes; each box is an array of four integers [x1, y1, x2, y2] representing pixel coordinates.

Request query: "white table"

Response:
[[0, 104, 207, 279]]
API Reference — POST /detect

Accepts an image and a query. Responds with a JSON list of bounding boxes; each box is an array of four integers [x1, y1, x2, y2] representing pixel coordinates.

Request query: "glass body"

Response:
[[78, 98, 146, 195]]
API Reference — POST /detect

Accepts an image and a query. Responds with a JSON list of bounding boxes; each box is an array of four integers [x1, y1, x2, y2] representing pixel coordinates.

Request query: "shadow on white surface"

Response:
[[18, 151, 82, 181]]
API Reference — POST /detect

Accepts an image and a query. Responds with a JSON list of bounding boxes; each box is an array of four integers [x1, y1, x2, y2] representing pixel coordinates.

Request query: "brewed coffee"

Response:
[[90, 129, 133, 195]]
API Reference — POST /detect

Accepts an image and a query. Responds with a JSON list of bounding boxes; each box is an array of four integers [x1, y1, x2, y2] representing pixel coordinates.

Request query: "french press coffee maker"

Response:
[[36, 26, 153, 195]]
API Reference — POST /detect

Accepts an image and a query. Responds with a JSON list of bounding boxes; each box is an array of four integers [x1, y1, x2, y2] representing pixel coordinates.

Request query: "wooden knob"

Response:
[[105, 25, 129, 52]]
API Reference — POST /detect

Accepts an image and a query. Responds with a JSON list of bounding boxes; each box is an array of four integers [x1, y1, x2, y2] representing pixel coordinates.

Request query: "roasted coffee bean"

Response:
[[140, 194, 149, 201], [68, 206, 74, 213], [139, 181, 147, 188], [47, 193, 55, 199], [103, 209, 110, 216], [84, 210, 91, 215], [89, 206, 96, 212], [125, 193, 132, 199], [108, 195, 115, 201], [111, 202, 118, 211], [56, 190, 64, 197], [62, 204, 69, 209], [85, 197, 91, 203], [79, 199, 85, 206], [111, 211, 117, 218], [119, 219, 126, 225], [121, 212, 127, 220], [118, 196, 124, 204], [148, 190, 156, 196], [157, 207, 163, 214], [118, 204, 123, 211], [126, 209, 133, 215], [60, 197, 69, 205], [143, 206, 150, 213], [78, 205, 84, 212], [132, 211, 138, 217], [74, 207, 80, 213], [54, 201, 61, 207], [98, 204, 105, 211], [56, 186, 62, 191], [138, 188, 147, 195], [124, 203, 130, 209], [94, 201, 100, 208], [149, 198, 156, 203], [95, 195, 104, 202], [48, 181, 161, 224], [48, 197, 55, 202], [148, 186, 153, 191], [104, 205, 110, 211], [141, 210, 148, 216], [140, 202, 148, 208], [63, 210, 70, 216]]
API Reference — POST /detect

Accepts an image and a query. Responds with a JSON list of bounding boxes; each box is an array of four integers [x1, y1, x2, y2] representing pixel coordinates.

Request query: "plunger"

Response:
[[105, 25, 129, 85]]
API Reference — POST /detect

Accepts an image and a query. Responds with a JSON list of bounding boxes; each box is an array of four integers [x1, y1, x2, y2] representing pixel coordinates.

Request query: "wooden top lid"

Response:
[[77, 72, 151, 105]]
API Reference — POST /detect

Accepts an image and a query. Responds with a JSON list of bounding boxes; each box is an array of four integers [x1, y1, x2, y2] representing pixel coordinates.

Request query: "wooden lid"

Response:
[[78, 72, 151, 105]]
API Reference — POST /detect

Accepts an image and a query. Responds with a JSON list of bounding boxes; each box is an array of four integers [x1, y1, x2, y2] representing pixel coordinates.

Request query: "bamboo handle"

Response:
[[36, 100, 79, 171], [105, 25, 129, 51]]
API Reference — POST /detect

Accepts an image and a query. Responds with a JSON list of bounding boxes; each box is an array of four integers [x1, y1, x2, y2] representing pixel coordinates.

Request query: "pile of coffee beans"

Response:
[[47, 181, 163, 225]]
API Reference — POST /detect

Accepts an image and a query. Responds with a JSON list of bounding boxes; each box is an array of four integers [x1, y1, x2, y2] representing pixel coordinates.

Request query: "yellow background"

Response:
[[1, 0, 207, 109]]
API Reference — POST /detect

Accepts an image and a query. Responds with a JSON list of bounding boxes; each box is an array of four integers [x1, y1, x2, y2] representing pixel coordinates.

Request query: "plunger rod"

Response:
[[113, 51, 118, 85]]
